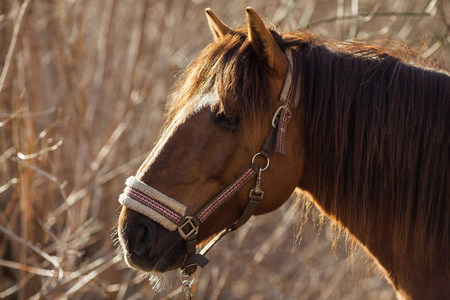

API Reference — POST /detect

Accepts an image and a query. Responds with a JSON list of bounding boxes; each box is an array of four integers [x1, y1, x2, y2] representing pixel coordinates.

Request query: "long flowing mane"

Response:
[[299, 36, 450, 270], [167, 21, 450, 271]]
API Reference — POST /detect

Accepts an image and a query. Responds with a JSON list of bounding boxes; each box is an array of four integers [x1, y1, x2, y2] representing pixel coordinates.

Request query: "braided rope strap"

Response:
[[275, 48, 299, 154], [119, 176, 187, 231], [195, 165, 258, 223]]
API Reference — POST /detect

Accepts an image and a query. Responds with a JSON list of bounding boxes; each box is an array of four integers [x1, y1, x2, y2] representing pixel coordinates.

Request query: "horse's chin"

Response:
[[124, 254, 184, 273], [118, 208, 187, 273], [124, 268, 176, 293], [122, 237, 187, 273]]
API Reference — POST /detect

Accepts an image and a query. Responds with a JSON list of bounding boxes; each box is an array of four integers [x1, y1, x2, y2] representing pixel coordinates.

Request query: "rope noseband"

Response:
[[118, 48, 298, 296]]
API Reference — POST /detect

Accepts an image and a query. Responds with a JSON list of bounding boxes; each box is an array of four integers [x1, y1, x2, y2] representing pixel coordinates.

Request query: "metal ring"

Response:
[[251, 152, 270, 171]]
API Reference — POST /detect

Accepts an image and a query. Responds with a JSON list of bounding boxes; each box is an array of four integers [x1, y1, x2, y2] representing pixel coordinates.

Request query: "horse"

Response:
[[117, 7, 450, 299]]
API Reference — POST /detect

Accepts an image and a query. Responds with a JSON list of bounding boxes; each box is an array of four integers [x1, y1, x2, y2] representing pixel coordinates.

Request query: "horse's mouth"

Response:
[[118, 208, 187, 273], [122, 237, 187, 273]]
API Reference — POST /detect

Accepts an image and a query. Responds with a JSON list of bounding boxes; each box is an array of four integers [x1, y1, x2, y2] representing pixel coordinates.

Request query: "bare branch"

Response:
[[17, 138, 64, 160], [0, 177, 18, 194], [0, 258, 56, 277], [59, 254, 121, 299], [0, 0, 33, 95], [0, 225, 63, 280]]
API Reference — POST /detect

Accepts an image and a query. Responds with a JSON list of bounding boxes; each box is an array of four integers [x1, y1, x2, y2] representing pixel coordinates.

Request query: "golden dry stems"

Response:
[[0, 0, 448, 299]]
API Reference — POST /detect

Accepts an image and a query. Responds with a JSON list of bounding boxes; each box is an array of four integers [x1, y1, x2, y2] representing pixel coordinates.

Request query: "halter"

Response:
[[118, 48, 298, 296]]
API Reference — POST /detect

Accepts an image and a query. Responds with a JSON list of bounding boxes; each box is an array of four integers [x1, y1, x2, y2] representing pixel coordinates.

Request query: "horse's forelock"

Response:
[[166, 25, 288, 130]]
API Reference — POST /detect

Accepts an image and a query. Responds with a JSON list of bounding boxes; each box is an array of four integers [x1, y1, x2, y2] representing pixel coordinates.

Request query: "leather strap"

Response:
[[275, 48, 299, 154], [231, 192, 263, 231], [260, 126, 278, 158], [194, 164, 259, 223]]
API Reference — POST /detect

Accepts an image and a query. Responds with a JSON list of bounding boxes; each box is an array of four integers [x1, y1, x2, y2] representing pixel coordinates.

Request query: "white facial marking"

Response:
[[193, 92, 219, 114], [138, 92, 220, 175]]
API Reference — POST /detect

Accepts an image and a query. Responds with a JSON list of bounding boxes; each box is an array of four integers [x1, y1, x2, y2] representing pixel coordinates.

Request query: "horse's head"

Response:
[[118, 8, 306, 273]]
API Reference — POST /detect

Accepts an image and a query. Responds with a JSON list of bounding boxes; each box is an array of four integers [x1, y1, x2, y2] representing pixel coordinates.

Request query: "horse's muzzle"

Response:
[[118, 208, 186, 272]]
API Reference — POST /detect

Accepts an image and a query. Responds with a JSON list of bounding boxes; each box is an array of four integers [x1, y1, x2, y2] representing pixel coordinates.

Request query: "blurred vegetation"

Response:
[[0, 0, 448, 299]]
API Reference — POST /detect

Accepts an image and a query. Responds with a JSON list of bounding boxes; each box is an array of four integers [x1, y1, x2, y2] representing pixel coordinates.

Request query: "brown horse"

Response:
[[118, 7, 450, 299]]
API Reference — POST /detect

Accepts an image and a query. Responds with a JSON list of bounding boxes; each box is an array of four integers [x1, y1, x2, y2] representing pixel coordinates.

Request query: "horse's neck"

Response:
[[296, 50, 450, 299], [300, 153, 450, 300], [395, 268, 450, 300]]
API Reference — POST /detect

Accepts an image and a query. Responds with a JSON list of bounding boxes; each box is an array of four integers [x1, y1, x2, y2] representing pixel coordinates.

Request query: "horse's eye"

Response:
[[214, 111, 240, 132]]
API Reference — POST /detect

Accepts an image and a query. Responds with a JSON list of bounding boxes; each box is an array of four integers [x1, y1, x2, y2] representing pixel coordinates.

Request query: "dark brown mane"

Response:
[[299, 35, 450, 271], [167, 21, 450, 271]]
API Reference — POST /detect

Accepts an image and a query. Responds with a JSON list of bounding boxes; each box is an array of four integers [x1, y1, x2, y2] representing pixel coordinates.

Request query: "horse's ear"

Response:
[[246, 7, 287, 77], [205, 8, 232, 40]]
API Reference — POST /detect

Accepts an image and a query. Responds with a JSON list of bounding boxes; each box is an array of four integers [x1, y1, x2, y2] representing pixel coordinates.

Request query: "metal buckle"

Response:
[[249, 188, 264, 198], [272, 105, 287, 128], [178, 216, 199, 240]]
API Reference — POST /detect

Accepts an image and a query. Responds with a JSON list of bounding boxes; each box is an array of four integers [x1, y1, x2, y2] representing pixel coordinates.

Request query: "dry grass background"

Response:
[[0, 0, 449, 299]]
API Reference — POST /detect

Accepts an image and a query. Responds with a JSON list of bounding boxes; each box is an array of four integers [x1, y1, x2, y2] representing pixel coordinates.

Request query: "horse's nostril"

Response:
[[128, 217, 154, 257]]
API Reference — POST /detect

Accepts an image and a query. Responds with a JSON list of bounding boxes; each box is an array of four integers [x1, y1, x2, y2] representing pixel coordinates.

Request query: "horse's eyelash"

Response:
[[214, 111, 240, 132]]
